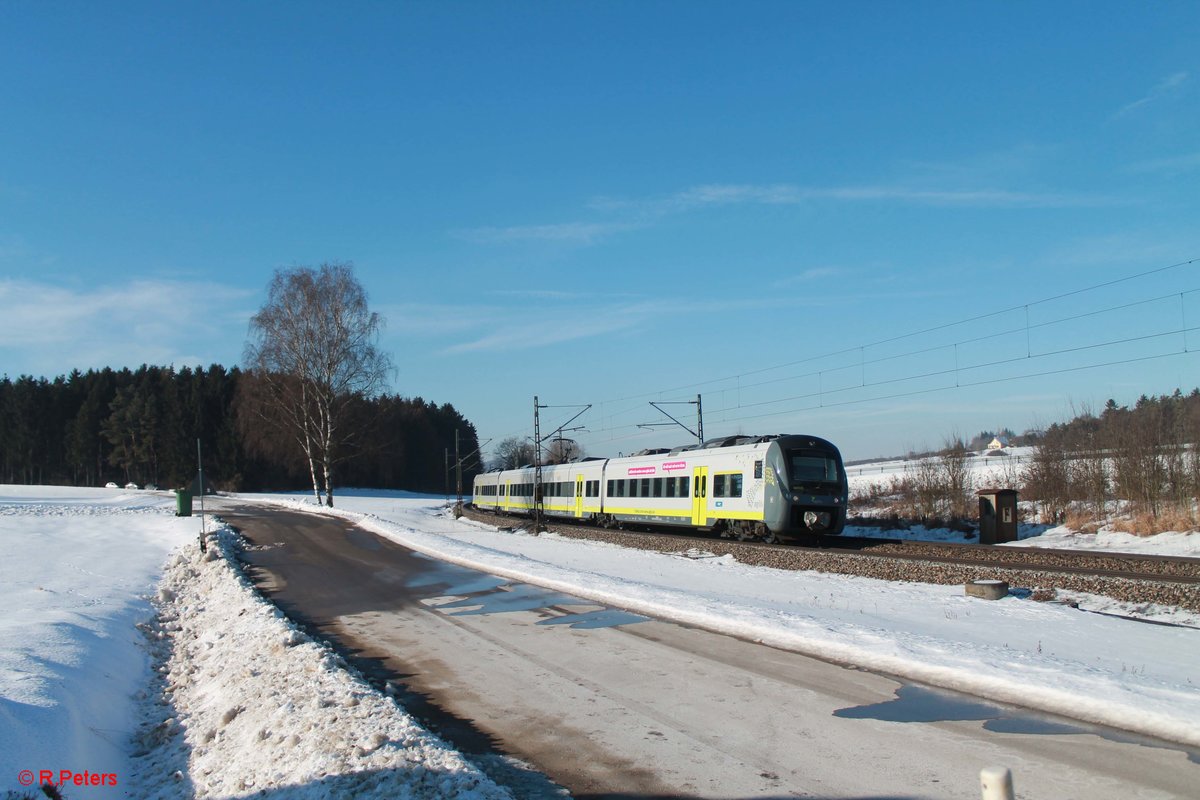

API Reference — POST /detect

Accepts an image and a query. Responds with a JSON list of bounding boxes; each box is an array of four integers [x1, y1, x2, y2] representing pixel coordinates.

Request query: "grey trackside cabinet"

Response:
[[978, 488, 1018, 544]]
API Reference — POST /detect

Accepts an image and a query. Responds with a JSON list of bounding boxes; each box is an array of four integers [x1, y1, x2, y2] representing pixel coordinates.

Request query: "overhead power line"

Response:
[[490, 256, 1200, 452]]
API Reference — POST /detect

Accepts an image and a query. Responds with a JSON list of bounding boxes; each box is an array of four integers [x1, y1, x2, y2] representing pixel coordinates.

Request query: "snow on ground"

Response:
[[245, 488, 1200, 752], [0, 485, 511, 799], [0, 486, 195, 798], [130, 525, 510, 799], [4, 481, 1199, 799]]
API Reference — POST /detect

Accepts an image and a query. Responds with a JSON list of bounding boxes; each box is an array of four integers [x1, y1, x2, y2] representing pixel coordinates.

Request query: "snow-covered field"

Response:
[[0, 485, 512, 799], [0, 487, 195, 797], [2, 480, 1199, 798]]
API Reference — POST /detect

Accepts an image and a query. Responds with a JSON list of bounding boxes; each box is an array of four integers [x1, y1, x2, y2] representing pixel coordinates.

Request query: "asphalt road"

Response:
[[213, 501, 1200, 799]]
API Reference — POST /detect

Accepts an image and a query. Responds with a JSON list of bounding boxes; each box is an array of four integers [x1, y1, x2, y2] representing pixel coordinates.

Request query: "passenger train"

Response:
[[472, 434, 847, 542]]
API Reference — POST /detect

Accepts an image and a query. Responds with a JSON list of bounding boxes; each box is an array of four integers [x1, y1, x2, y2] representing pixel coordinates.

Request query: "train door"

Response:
[[574, 474, 585, 517], [503, 482, 511, 512], [691, 466, 709, 526]]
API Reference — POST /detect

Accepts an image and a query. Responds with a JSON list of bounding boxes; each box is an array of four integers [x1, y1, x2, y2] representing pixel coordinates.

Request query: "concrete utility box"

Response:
[[978, 488, 1018, 544], [175, 488, 193, 517]]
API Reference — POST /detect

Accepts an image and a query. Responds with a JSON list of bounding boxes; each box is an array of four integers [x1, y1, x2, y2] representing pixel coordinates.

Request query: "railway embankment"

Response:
[[460, 506, 1200, 613]]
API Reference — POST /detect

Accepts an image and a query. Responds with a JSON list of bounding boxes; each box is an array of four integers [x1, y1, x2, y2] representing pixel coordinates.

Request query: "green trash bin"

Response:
[[175, 488, 193, 517]]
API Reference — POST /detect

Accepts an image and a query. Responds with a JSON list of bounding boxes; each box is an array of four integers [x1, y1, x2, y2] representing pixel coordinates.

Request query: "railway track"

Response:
[[458, 506, 1200, 613], [819, 536, 1200, 584]]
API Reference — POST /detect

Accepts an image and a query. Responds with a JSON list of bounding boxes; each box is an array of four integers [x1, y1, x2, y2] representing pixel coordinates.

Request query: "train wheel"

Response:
[[751, 523, 777, 544]]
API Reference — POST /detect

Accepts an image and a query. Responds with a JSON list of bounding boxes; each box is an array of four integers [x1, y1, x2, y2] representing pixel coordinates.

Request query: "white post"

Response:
[[980, 766, 1014, 800]]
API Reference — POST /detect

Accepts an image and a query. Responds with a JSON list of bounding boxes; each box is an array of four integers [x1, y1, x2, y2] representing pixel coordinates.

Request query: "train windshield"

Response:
[[786, 450, 841, 487]]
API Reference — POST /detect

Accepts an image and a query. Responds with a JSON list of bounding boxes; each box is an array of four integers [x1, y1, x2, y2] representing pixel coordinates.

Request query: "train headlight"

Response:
[[803, 511, 831, 530]]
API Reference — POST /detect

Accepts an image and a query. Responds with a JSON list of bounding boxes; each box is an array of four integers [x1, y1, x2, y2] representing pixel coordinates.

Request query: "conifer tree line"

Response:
[[0, 365, 481, 494]]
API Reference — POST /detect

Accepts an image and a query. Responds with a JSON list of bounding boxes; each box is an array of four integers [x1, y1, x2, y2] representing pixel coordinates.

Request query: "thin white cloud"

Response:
[[474, 167, 1112, 252], [438, 301, 663, 355], [1036, 233, 1194, 269], [395, 291, 851, 357], [595, 182, 1114, 215], [456, 220, 639, 246], [772, 267, 841, 288], [0, 278, 255, 377], [1113, 71, 1189, 118], [489, 289, 607, 301], [1128, 151, 1200, 175]]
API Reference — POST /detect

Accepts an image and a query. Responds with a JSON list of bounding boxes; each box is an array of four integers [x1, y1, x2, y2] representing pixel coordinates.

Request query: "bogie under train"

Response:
[[472, 434, 847, 542]]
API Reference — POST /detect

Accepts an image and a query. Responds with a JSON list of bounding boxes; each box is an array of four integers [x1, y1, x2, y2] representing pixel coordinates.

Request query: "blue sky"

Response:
[[2, 1, 1198, 462]]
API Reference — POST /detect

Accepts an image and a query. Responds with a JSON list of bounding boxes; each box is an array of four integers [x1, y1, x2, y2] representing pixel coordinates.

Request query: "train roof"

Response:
[[476, 434, 841, 477]]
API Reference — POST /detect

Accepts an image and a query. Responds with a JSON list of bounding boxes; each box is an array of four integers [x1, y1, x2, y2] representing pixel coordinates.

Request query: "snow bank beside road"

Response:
[[132, 524, 511, 800]]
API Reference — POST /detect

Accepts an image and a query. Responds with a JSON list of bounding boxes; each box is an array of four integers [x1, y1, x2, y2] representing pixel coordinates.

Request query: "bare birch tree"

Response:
[[242, 263, 391, 506], [491, 436, 536, 470], [546, 437, 585, 464]]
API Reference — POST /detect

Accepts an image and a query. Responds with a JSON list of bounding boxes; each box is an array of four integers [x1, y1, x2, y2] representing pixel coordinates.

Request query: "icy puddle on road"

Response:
[[836, 683, 1200, 764], [404, 553, 651, 630]]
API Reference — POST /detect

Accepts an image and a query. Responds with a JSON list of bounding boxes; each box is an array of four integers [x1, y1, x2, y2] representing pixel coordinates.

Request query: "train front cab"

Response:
[[763, 436, 848, 539]]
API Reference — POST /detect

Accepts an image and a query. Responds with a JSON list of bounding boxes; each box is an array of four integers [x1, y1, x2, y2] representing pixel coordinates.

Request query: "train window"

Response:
[[754, 460, 763, 479], [640, 478, 651, 497], [666, 478, 676, 498], [789, 452, 840, 484], [653, 478, 663, 497], [607, 480, 614, 496], [678, 476, 689, 496], [730, 474, 743, 497], [713, 474, 727, 497]]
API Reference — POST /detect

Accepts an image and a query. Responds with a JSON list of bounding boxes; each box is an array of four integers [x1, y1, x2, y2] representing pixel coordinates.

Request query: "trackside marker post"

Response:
[[980, 766, 1014, 800], [197, 438, 206, 553]]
